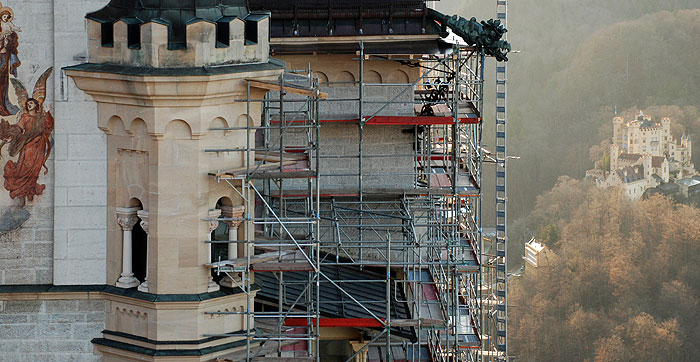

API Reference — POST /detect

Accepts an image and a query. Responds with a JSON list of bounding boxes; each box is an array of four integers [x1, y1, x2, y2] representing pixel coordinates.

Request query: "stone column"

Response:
[[115, 207, 140, 288], [219, 205, 245, 288], [207, 209, 222, 293], [137, 210, 150, 293], [350, 341, 370, 362]]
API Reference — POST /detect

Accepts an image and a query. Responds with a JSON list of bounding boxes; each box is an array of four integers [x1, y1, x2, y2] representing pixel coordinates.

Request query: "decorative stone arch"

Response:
[[105, 115, 127, 135], [208, 117, 229, 137], [365, 70, 382, 84], [129, 117, 150, 137], [127, 198, 143, 209], [387, 69, 410, 84], [335, 71, 356, 86], [234, 114, 254, 128], [314, 71, 329, 85], [164, 119, 193, 140], [210, 116, 229, 129]]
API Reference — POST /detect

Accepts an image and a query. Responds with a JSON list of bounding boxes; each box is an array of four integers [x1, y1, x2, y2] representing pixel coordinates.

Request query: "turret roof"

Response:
[[87, 0, 251, 49]]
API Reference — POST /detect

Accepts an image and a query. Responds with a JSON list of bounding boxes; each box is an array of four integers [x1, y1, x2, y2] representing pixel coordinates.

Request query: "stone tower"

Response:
[[65, 0, 283, 360]]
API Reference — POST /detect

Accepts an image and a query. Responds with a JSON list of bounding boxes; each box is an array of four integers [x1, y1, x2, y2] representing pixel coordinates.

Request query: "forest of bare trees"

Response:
[[510, 178, 700, 362]]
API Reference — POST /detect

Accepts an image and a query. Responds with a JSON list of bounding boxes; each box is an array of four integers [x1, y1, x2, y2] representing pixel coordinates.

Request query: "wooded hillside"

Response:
[[510, 177, 700, 361]]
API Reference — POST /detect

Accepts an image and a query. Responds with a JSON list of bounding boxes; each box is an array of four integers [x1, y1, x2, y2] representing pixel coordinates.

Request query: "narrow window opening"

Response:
[[132, 222, 147, 283], [101, 22, 114, 47], [127, 23, 141, 49], [244, 20, 258, 45], [216, 21, 230, 48]]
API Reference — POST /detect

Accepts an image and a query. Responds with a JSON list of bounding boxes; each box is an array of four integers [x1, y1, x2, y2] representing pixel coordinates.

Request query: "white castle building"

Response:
[[587, 112, 695, 200]]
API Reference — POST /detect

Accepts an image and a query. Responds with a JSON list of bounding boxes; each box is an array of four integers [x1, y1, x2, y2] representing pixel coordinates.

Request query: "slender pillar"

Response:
[[207, 209, 222, 293], [137, 210, 150, 293], [219, 205, 245, 288], [115, 207, 140, 288]]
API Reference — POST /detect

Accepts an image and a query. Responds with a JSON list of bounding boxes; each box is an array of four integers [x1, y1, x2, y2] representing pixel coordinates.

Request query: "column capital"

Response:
[[220, 205, 245, 229], [208, 209, 222, 233], [137, 210, 149, 234], [116, 207, 140, 231]]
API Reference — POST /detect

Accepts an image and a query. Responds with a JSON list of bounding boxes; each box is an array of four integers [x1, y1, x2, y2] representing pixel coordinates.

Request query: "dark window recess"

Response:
[[245, 20, 258, 45], [132, 222, 148, 283], [127, 23, 141, 49], [101, 22, 114, 47], [211, 218, 229, 283], [216, 21, 230, 48]]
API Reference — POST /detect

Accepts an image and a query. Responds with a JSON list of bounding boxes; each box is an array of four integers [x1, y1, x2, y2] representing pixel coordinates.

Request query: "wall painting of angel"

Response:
[[0, 67, 54, 204]]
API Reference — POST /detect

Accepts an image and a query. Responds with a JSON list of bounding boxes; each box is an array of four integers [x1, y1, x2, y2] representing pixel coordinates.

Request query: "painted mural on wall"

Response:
[[0, 2, 54, 231]]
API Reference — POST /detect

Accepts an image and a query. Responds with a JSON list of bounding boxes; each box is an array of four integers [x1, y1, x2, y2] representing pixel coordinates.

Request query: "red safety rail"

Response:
[[273, 117, 479, 125], [284, 318, 385, 328]]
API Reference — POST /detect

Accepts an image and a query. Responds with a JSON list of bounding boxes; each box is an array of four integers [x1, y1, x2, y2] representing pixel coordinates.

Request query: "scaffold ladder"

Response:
[[494, 0, 508, 361]]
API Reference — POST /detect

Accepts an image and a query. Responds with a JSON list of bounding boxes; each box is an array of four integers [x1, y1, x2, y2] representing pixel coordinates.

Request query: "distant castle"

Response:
[[587, 112, 697, 200]]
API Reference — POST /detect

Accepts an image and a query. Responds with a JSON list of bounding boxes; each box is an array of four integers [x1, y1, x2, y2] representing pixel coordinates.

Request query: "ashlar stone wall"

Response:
[[0, 299, 105, 361]]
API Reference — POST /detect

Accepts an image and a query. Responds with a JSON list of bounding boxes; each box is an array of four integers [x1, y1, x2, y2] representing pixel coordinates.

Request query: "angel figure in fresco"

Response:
[[0, 67, 54, 204], [0, 4, 20, 38], [0, 3, 20, 116]]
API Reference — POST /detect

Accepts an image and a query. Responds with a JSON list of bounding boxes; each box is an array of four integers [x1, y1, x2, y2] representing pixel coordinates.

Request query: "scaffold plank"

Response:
[[247, 79, 328, 99], [212, 161, 296, 177], [255, 152, 309, 162], [206, 250, 294, 269], [251, 262, 314, 272]]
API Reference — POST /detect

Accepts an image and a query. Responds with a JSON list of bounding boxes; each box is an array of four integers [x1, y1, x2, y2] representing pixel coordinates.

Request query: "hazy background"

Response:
[[437, 0, 700, 226], [433, 1, 700, 360]]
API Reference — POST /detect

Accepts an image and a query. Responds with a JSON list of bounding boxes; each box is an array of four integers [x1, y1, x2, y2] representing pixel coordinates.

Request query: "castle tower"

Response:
[[610, 143, 620, 171], [642, 154, 652, 179], [612, 116, 624, 148], [65, 1, 283, 360], [662, 117, 672, 153]]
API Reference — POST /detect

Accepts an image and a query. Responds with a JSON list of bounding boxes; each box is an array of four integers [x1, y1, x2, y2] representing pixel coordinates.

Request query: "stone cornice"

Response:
[[64, 58, 284, 108], [0, 284, 256, 307]]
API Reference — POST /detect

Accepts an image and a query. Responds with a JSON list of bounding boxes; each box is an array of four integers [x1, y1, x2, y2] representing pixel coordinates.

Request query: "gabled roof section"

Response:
[[618, 153, 642, 162], [652, 156, 666, 168], [87, 0, 251, 49], [255, 262, 416, 341], [616, 165, 645, 183]]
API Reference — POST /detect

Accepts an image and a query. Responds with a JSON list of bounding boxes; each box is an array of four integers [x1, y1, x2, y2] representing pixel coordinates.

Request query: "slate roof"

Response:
[[616, 165, 645, 183], [639, 119, 661, 129], [249, 0, 441, 37], [255, 261, 416, 341], [651, 156, 666, 168], [63, 58, 286, 76], [657, 182, 679, 192], [86, 0, 252, 49], [677, 178, 700, 187], [618, 153, 641, 162], [248, 0, 450, 54]]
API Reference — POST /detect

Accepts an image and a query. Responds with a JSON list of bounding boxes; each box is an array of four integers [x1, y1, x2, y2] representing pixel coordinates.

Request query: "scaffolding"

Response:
[[205, 37, 496, 361]]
